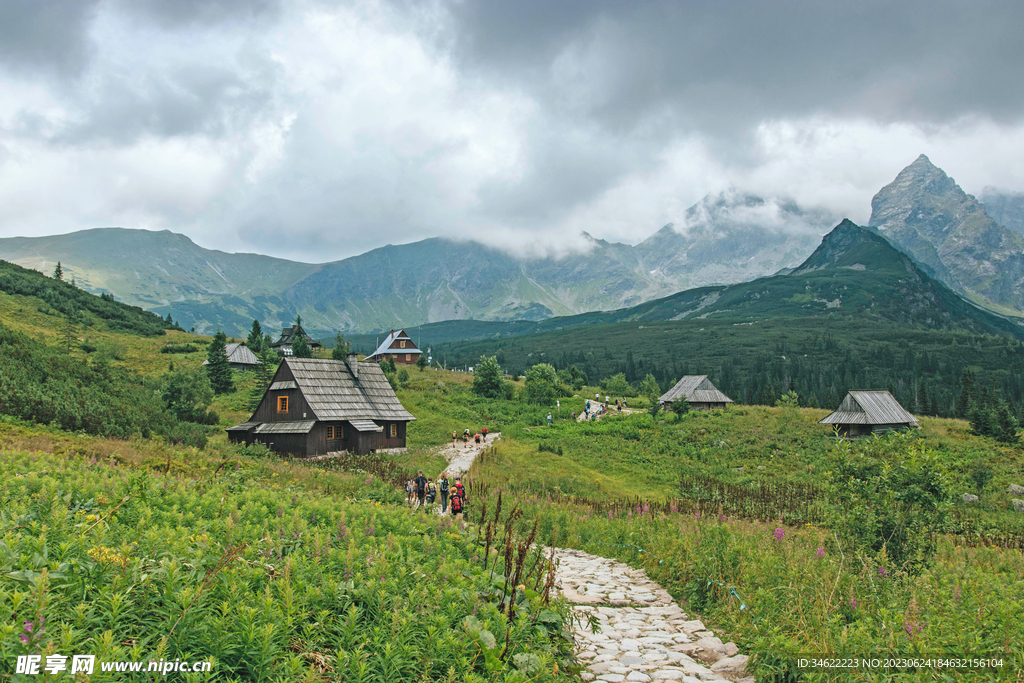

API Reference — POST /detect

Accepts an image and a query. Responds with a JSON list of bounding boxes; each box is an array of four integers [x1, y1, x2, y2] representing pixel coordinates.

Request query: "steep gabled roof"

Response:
[[367, 329, 422, 358], [285, 357, 415, 422], [660, 375, 733, 404], [271, 325, 321, 349], [819, 390, 918, 425], [203, 341, 260, 367]]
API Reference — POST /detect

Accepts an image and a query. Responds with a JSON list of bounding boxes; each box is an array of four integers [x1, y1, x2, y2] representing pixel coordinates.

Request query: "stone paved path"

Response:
[[553, 548, 753, 683], [577, 401, 641, 422], [439, 431, 501, 477]]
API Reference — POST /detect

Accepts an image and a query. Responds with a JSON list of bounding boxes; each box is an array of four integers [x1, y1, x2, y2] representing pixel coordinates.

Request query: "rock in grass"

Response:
[[1013, 499, 1024, 513], [962, 493, 979, 503], [1008, 484, 1024, 495]]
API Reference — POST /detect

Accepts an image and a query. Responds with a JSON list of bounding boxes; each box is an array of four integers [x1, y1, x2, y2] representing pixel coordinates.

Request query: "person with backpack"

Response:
[[438, 474, 450, 513], [414, 470, 428, 511], [474, 432, 481, 445], [452, 430, 457, 446], [450, 485, 464, 519], [481, 427, 488, 441], [453, 477, 466, 509], [425, 481, 436, 506]]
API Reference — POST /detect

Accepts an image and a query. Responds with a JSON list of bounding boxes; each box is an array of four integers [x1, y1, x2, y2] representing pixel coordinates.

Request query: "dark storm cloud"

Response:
[[113, 0, 281, 29], [440, 0, 1024, 132], [0, 0, 100, 76]]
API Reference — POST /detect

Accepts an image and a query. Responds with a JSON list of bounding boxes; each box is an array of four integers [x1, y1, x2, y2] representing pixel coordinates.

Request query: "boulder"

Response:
[[715, 642, 740, 657], [1008, 484, 1024, 496], [1013, 499, 1024, 514], [962, 493, 979, 503], [710, 654, 750, 674]]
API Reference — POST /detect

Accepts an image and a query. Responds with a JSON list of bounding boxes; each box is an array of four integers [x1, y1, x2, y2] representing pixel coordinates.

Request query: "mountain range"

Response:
[[2, 154, 1023, 337], [352, 218, 1021, 354], [0, 192, 834, 336]]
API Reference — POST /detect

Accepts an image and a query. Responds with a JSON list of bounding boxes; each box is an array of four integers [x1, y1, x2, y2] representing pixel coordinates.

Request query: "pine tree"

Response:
[[206, 330, 234, 394], [993, 400, 1020, 444], [331, 331, 350, 360], [248, 349, 273, 412], [53, 262, 63, 281], [291, 315, 312, 358], [416, 353, 428, 370], [60, 310, 77, 354], [955, 370, 975, 418], [247, 319, 264, 353]]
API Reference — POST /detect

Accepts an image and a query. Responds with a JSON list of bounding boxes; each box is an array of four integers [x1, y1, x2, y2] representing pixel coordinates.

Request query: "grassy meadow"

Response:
[[2, 281, 1023, 682]]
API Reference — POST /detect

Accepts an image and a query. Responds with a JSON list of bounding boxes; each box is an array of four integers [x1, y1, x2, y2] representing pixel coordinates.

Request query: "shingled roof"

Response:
[[819, 391, 918, 426], [285, 357, 415, 422], [202, 341, 260, 367], [660, 375, 733, 405], [271, 325, 321, 350], [367, 329, 422, 359]]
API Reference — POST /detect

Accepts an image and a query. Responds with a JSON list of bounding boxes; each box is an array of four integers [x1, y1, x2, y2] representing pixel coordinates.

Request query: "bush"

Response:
[[826, 433, 952, 570]]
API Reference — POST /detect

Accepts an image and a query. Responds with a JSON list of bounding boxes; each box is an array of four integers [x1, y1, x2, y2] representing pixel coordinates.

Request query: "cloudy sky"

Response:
[[1, 0, 1023, 263]]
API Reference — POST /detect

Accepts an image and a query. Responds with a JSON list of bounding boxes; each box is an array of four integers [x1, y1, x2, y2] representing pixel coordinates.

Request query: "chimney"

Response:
[[346, 352, 359, 380]]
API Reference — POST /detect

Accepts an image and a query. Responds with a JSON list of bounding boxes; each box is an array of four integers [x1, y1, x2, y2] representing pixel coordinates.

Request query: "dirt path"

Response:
[[554, 548, 754, 682], [577, 401, 642, 422]]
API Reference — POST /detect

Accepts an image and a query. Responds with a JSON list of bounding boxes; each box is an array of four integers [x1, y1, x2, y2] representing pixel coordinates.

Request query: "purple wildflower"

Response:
[[878, 566, 888, 578], [773, 527, 785, 541], [816, 547, 826, 558], [23, 620, 32, 633]]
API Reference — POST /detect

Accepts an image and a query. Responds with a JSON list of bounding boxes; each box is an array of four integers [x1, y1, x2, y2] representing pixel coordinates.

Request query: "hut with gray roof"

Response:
[[227, 354, 415, 456], [202, 341, 260, 371], [819, 390, 919, 437], [659, 375, 733, 411]]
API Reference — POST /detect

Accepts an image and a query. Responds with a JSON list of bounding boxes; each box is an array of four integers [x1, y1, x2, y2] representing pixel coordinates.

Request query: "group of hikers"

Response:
[[570, 396, 628, 422], [452, 427, 488, 448], [406, 470, 467, 517]]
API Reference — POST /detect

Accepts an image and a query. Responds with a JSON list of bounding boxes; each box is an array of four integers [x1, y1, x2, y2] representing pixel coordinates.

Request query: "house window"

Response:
[[326, 425, 335, 439], [400, 340, 406, 348], [390, 423, 397, 437], [277, 396, 288, 413], [405, 354, 411, 361]]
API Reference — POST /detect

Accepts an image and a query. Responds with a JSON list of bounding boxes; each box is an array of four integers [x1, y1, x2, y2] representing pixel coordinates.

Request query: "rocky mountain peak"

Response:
[[868, 156, 1024, 314]]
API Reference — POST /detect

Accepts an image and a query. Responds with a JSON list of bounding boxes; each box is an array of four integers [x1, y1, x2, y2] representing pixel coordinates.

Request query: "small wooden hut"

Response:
[[270, 324, 321, 357], [659, 375, 733, 410], [202, 341, 260, 371], [819, 390, 919, 436], [227, 354, 415, 456], [365, 329, 423, 365]]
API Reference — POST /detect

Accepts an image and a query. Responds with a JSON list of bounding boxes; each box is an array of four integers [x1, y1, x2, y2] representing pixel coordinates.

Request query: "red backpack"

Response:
[[450, 494, 463, 513]]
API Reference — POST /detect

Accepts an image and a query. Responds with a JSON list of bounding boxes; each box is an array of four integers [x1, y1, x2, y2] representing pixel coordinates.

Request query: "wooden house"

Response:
[[226, 354, 415, 456], [202, 341, 261, 371], [819, 390, 919, 437], [270, 324, 321, 357], [659, 375, 734, 410], [365, 329, 423, 365]]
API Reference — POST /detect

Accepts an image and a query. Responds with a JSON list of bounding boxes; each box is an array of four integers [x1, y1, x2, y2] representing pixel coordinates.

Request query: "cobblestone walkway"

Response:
[[554, 548, 753, 683]]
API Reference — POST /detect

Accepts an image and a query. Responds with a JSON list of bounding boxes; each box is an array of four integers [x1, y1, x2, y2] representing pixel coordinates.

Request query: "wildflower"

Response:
[[878, 566, 888, 578], [365, 477, 372, 484], [23, 620, 32, 633], [816, 547, 826, 558], [849, 598, 857, 609], [277, 508, 283, 517], [719, 515, 726, 522], [773, 527, 785, 541], [20, 633, 29, 645], [903, 621, 923, 639]]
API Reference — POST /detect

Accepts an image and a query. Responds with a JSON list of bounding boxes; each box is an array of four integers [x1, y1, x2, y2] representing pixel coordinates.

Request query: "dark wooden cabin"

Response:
[[365, 329, 423, 365], [659, 375, 734, 410], [270, 324, 322, 357], [227, 354, 415, 456], [819, 390, 919, 437]]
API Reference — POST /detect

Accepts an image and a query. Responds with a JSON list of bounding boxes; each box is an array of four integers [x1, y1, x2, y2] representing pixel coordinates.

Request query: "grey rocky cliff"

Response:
[[869, 154, 1024, 314]]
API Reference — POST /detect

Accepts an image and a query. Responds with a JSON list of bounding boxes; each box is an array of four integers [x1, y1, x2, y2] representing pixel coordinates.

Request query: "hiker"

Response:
[[474, 432, 481, 445], [414, 470, 428, 511], [547, 413, 552, 425], [481, 427, 488, 441], [452, 430, 457, 445], [438, 473, 450, 513], [405, 479, 415, 505], [450, 484, 464, 519], [454, 477, 466, 508], [425, 481, 436, 506]]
